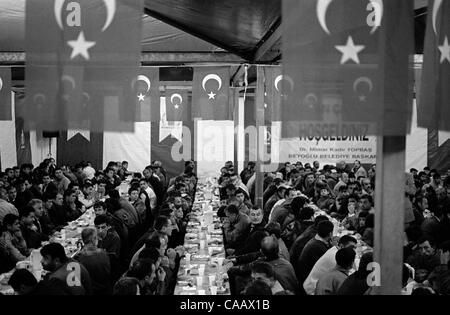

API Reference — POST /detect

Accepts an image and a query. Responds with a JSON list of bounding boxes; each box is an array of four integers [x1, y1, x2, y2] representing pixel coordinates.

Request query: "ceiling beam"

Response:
[[252, 18, 282, 62], [0, 52, 245, 66]]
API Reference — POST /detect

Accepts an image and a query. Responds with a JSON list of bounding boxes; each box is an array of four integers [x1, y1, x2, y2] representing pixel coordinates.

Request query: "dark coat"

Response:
[[234, 223, 268, 256], [290, 225, 318, 266], [295, 238, 330, 285]]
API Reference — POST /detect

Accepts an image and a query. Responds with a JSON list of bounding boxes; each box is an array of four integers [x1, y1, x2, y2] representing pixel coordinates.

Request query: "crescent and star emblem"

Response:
[[170, 93, 183, 109], [274, 75, 294, 99], [33, 94, 47, 106], [55, 0, 116, 32], [432, 0, 443, 36], [132, 75, 151, 101], [61, 75, 76, 101], [317, 0, 383, 35], [432, 0, 450, 64], [304, 93, 318, 109], [317, 0, 383, 64], [202, 74, 222, 100], [56, 0, 117, 60], [353, 77, 373, 102]]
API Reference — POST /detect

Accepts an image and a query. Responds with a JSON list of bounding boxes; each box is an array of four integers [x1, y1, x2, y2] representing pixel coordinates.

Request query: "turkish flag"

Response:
[[418, 0, 450, 131], [57, 130, 104, 170], [24, 0, 143, 132], [14, 92, 32, 166], [165, 89, 189, 121], [263, 66, 282, 125], [132, 67, 160, 122], [0, 68, 12, 121], [282, 0, 414, 137], [192, 67, 231, 120]]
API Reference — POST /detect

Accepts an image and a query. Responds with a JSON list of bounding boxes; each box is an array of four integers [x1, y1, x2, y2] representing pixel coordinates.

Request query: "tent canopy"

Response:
[[0, 0, 428, 65]]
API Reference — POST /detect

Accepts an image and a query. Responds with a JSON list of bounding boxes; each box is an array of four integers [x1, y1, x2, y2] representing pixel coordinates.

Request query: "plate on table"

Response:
[[209, 247, 224, 255], [208, 238, 223, 245], [192, 254, 210, 261], [77, 221, 90, 227], [185, 233, 198, 239]]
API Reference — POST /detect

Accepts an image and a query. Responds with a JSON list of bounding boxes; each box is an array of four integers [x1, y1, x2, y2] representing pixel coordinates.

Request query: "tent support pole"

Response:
[[254, 66, 265, 208], [373, 135, 406, 295]]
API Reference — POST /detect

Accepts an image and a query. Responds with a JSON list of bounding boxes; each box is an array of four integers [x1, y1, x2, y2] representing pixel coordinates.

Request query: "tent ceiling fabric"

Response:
[[0, 0, 433, 62], [0, 0, 221, 53], [143, 0, 281, 60]]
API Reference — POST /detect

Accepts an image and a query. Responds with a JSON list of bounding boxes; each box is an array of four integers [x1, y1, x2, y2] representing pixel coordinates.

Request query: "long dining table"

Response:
[[174, 178, 230, 295]]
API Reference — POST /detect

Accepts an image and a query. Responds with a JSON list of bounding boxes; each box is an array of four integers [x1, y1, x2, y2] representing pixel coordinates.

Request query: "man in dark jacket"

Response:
[[234, 206, 268, 256], [223, 205, 251, 250], [20, 206, 48, 249], [14, 178, 34, 213], [143, 166, 165, 207], [290, 215, 329, 267], [94, 214, 122, 260], [8, 269, 70, 295], [226, 235, 298, 294], [295, 220, 334, 292], [263, 182, 285, 219], [240, 162, 255, 185]]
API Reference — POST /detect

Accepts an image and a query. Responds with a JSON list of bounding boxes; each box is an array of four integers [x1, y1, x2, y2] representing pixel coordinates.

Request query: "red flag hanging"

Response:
[[24, 0, 143, 132], [165, 89, 189, 121], [0, 68, 12, 121], [282, 0, 414, 138], [192, 67, 231, 120], [418, 0, 450, 131], [263, 66, 283, 125], [131, 67, 160, 122]]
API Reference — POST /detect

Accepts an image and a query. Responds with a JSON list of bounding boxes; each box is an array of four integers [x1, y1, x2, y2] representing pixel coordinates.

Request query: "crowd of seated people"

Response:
[[217, 160, 450, 295], [0, 158, 197, 295], [1, 158, 450, 295]]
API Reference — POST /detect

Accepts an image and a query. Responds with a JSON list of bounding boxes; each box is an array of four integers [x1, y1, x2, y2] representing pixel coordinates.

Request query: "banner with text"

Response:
[[276, 135, 376, 165]]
